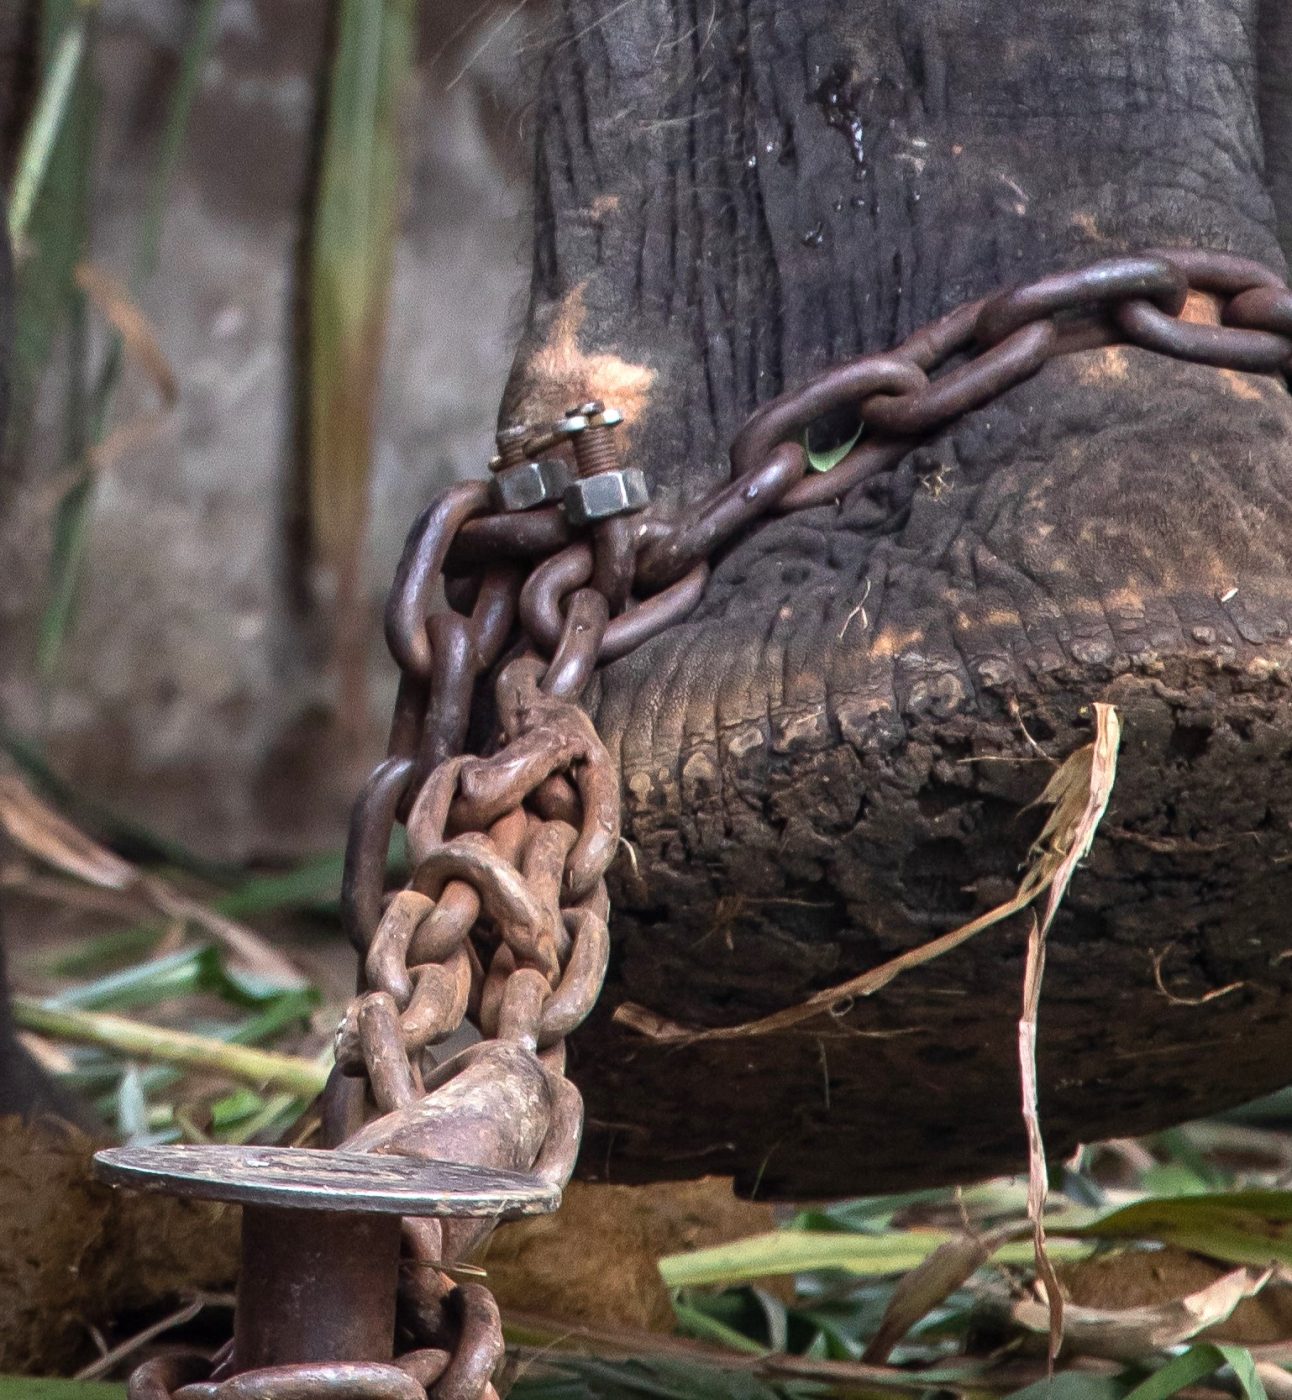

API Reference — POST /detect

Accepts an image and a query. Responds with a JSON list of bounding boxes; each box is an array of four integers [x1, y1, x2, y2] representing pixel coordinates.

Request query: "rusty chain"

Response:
[[128, 246, 1292, 1399]]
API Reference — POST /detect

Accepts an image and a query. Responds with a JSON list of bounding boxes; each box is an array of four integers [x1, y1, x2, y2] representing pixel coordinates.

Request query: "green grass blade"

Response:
[[804, 424, 861, 474], [45, 941, 314, 1012], [132, 0, 222, 282], [1123, 1344, 1266, 1400], [1004, 1375, 1130, 1400], [7, 17, 86, 244], [45, 945, 211, 1010], [9, 0, 96, 459], [1073, 1190, 1292, 1268], [671, 1302, 772, 1357], [215, 853, 347, 917], [307, 0, 416, 722], [38, 0, 223, 677], [659, 1228, 1090, 1289]]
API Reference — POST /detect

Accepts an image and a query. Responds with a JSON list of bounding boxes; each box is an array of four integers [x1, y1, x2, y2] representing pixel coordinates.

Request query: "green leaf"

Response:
[[130, 0, 222, 285], [46, 946, 212, 1011], [7, 16, 87, 244], [215, 853, 347, 917], [511, 1357, 801, 1400], [9, 0, 96, 458], [1075, 1190, 1292, 1268], [1123, 1344, 1266, 1400], [659, 1227, 1090, 1289], [1004, 1373, 1131, 1400], [804, 425, 862, 474], [672, 1301, 771, 1357], [307, 0, 417, 703], [46, 944, 317, 1014]]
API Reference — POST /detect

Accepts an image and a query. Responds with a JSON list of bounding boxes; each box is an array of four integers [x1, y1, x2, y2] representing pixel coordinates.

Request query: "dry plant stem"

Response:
[[1022, 914, 1063, 1363], [73, 1293, 226, 1380], [1007, 1266, 1273, 1362], [503, 1309, 1113, 1393], [0, 769, 307, 988], [136, 875, 308, 989], [12, 998, 329, 1096], [1018, 702, 1122, 1362]]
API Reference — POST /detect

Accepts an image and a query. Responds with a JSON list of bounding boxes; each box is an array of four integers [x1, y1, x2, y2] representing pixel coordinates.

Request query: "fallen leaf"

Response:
[[1018, 701, 1122, 1362], [0, 769, 305, 988], [862, 1222, 1020, 1363], [75, 262, 177, 404], [1010, 1272, 1272, 1362]]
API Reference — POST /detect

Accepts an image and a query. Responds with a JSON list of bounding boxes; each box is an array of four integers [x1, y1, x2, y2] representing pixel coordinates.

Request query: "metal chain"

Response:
[[132, 246, 1292, 1399]]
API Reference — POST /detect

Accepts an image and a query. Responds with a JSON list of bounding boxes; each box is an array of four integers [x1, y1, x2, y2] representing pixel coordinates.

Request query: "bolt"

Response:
[[562, 401, 624, 478], [493, 424, 531, 472]]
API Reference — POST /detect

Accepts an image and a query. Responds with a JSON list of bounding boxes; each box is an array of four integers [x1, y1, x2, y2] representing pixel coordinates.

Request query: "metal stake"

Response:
[[94, 1143, 559, 1378]]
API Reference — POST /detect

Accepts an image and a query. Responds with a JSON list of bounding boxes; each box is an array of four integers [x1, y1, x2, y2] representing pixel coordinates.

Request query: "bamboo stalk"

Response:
[[13, 997, 330, 1097], [308, 0, 417, 732]]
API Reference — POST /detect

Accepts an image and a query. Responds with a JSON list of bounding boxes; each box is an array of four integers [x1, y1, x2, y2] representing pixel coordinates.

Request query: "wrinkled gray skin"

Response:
[[501, 0, 1292, 1197], [5, 1, 1292, 1196]]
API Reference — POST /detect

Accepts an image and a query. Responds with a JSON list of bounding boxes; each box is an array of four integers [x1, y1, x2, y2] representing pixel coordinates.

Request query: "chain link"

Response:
[[136, 246, 1292, 1399]]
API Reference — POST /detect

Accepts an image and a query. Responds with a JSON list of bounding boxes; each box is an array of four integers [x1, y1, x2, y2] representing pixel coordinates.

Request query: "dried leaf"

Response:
[[1019, 701, 1122, 1362], [862, 1223, 1020, 1363], [0, 770, 306, 988], [1022, 913, 1064, 1362], [74, 262, 177, 404], [1009, 1266, 1272, 1362], [0, 772, 135, 890]]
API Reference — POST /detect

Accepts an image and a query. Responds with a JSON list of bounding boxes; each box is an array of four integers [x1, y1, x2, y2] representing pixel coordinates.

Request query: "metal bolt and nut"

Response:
[[489, 421, 573, 512], [559, 401, 650, 525]]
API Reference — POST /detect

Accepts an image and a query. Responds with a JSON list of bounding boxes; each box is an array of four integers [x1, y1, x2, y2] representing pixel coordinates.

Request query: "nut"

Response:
[[491, 458, 573, 512], [562, 467, 650, 525]]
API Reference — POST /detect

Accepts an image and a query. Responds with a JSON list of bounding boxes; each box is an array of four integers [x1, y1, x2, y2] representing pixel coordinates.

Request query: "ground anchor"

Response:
[[93, 1144, 560, 1376]]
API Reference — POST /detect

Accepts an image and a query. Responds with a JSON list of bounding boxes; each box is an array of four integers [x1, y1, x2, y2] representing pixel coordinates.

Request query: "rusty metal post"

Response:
[[234, 1206, 401, 1369], [93, 1142, 560, 1383]]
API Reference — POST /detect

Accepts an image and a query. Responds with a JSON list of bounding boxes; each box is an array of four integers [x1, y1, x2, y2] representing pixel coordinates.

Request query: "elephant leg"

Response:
[[1259, 0, 1292, 265], [500, 0, 1292, 1199]]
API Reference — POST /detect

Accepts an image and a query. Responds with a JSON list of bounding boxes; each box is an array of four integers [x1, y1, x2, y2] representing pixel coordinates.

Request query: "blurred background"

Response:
[[2, 0, 538, 862]]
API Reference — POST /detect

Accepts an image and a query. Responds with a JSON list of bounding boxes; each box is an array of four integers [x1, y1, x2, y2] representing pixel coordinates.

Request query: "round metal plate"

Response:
[[93, 1144, 562, 1218]]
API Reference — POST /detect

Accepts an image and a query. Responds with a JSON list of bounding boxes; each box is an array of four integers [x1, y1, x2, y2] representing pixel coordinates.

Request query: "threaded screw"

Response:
[[492, 423, 531, 472], [564, 400, 624, 477]]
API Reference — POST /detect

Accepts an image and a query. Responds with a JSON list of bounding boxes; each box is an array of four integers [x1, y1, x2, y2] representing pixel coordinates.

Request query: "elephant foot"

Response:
[[503, 1, 1292, 1197]]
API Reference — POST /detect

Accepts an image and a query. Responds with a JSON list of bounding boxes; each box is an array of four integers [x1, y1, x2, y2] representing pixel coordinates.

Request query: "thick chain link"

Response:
[[134, 246, 1292, 1400]]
